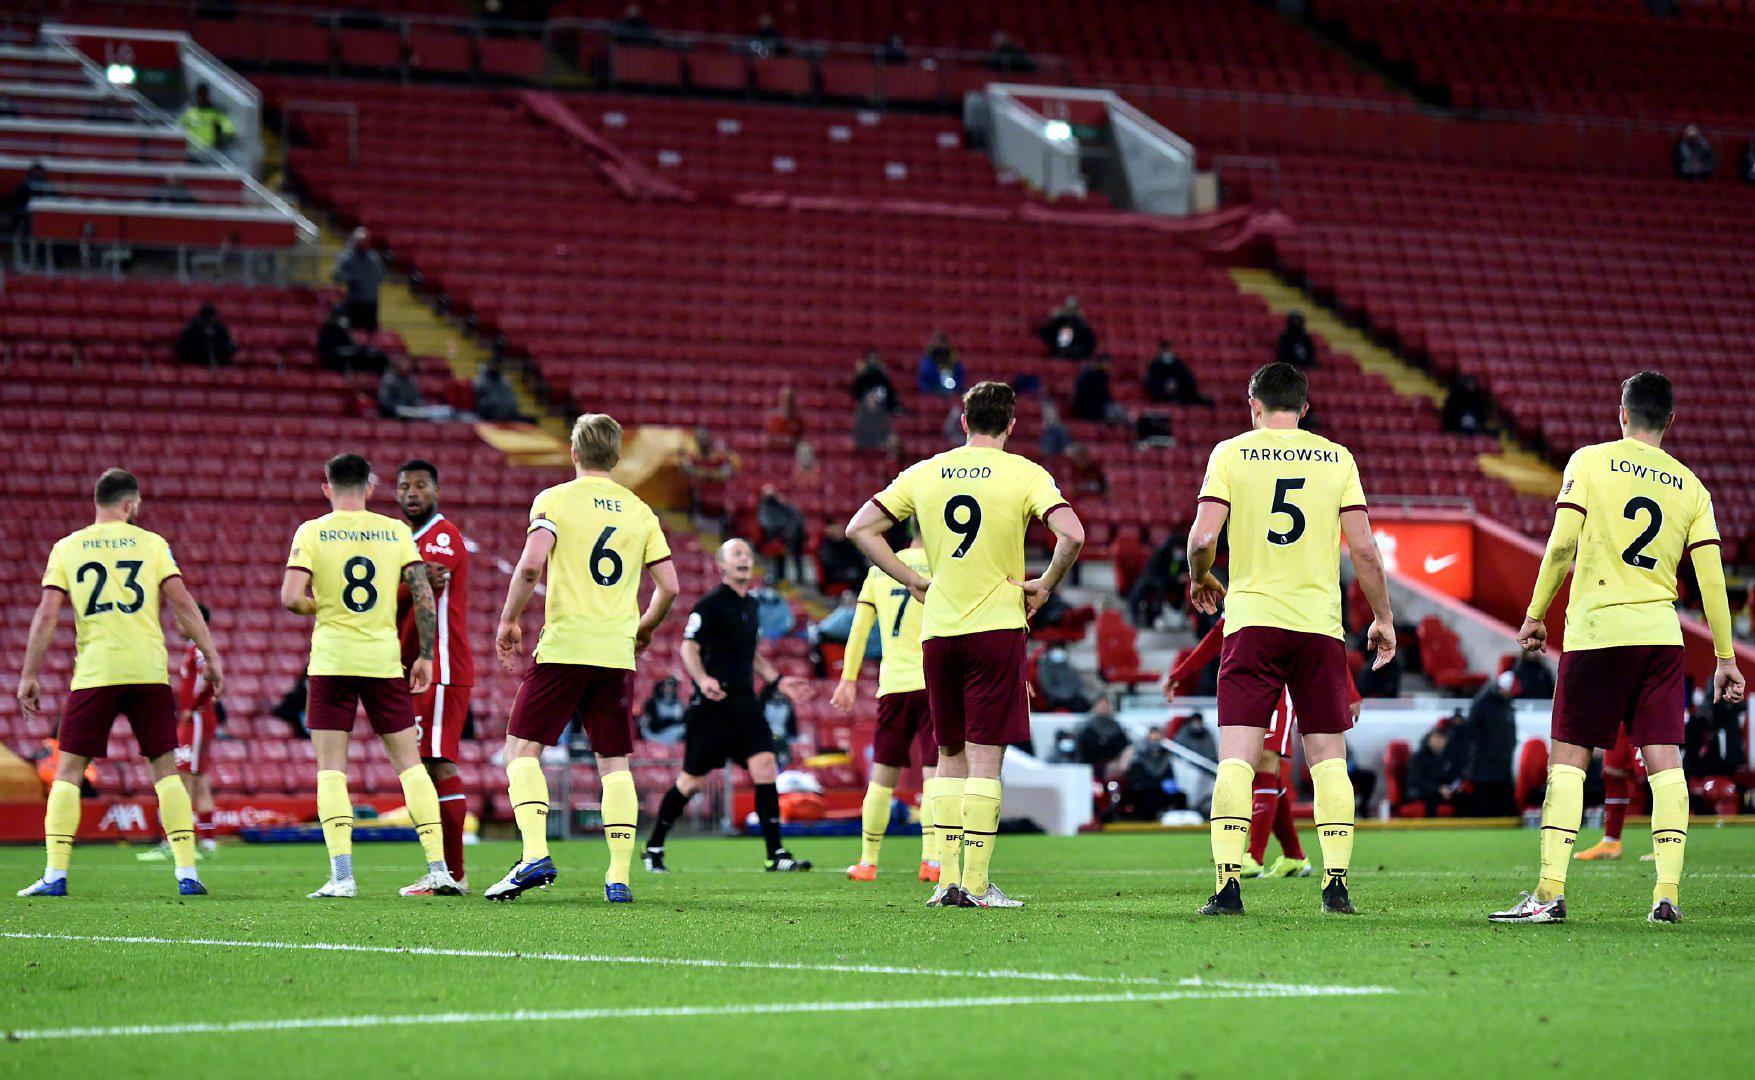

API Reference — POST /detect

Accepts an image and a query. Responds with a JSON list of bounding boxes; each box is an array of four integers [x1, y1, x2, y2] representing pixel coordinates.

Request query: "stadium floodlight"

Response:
[[105, 62, 137, 85], [1044, 119, 1073, 142]]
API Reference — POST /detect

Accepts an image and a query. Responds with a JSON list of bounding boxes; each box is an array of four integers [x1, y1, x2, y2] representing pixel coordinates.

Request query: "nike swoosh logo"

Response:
[[1423, 554, 1460, 574]]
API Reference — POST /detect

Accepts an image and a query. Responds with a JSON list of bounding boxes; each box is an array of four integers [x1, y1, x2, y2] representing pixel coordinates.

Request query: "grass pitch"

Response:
[[3, 827, 1753, 1077]]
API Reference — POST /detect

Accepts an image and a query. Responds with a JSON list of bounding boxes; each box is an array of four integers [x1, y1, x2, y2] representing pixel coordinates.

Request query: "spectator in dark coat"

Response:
[[916, 333, 965, 395], [1118, 725, 1181, 819], [1441, 374, 1491, 435], [1038, 295, 1097, 360], [982, 31, 1035, 73], [1510, 653, 1554, 699], [1405, 725, 1460, 816], [1065, 442, 1107, 495], [640, 676, 686, 744], [850, 351, 899, 412], [331, 227, 385, 332], [852, 387, 897, 453], [1144, 340, 1210, 405], [1276, 311, 1316, 369], [1127, 535, 1187, 629], [472, 357, 527, 421], [1073, 695, 1130, 774], [756, 484, 806, 583], [1037, 644, 1092, 711], [6, 160, 52, 235], [1459, 671, 1518, 816], [377, 353, 424, 419], [1070, 355, 1123, 424], [176, 303, 236, 366], [1673, 124, 1717, 180], [815, 524, 867, 593]]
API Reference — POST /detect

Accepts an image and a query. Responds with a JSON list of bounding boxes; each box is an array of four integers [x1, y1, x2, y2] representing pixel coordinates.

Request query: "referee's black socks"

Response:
[[646, 784, 693, 851], [755, 782, 784, 858]]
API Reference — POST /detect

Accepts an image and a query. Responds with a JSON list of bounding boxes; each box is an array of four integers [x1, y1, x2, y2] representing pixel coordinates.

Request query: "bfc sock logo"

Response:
[[606, 827, 635, 841]]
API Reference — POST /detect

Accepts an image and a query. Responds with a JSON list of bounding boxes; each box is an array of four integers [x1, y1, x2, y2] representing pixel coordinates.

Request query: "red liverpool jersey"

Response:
[[398, 512, 474, 687]]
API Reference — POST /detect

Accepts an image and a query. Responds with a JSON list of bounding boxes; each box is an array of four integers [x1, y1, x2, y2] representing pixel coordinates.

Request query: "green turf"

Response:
[[2, 827, 1752, 1077]]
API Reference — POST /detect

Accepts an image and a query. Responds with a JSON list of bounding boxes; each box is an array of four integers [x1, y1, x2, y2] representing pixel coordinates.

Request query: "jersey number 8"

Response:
[[342, 556, 378, 612]]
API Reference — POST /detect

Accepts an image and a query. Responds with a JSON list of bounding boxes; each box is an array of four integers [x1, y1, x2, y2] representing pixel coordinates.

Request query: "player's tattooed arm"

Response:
[[403, 563, 437, 660]]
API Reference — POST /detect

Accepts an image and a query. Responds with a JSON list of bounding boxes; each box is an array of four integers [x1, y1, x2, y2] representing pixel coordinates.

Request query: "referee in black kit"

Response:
[[643, 538, 815, 872]]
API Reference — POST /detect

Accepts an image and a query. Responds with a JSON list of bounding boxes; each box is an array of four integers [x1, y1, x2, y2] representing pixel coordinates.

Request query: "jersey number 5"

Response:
[[1621, 497, 1662, 570], [1267, 478, 1307, 546]]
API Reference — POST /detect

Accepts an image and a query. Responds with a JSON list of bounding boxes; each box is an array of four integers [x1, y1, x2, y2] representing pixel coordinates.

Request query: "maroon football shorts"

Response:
[[1217, 626, 1354, 736], [1553, 645, 1685, 750], [507, 662, 635, 758], [922, 628, 1030, 753], [413, 682, 470, 762], [872, 688, 935, 769], [306, 674, 416, 736], [59, 683, 177, 760]]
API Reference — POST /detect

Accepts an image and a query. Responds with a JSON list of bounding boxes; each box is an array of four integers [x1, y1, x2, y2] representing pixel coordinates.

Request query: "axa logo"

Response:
[[100, 803, 148, 832]]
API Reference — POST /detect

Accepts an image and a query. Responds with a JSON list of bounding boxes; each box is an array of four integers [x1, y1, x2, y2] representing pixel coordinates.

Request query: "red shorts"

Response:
[[306, 674, 415, 737], [872, 689, 935, 769], [175, 710, 213, 774], [1263, 691, 1296, 756], [922, 628, 1030, 753], [1217, 626, 1353, 736], [1603, 728, 1637, 773], [59, 683, 176, 760], [507, 663, 635, 758], [1553, 645, 1684, 750], [413, 682, 470, 762]]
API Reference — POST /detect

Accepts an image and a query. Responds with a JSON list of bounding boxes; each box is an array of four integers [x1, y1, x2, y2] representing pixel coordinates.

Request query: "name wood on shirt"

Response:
[[940, 466, 993, 479], [1608, 458, 1684, 490]]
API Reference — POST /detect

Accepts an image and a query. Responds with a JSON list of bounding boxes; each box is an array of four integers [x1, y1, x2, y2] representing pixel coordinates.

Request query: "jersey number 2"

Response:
[[1267, 478, 1307, 546], [1620, 497, 1662, 570]]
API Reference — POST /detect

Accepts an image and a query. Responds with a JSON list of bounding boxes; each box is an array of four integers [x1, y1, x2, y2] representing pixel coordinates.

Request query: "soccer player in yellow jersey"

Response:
[[1187, 362, 1396, 917], [1492, 372, 1745, 926], [848, 382, 1085, 908], [490, 414, 679, 903], [16, 469, 224, 898], [833, 536, 940, 883], [281, 453, 456, 899]]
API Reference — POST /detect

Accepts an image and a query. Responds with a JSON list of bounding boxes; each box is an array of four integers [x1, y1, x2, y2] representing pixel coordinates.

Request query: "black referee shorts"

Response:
[[681, 690, 776, 776]]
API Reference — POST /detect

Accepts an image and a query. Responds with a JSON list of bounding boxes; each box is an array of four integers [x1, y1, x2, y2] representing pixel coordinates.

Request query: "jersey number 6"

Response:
[[591, 526, 625, 586]]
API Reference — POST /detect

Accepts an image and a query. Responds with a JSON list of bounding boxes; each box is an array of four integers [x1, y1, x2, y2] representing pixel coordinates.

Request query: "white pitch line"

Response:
[[0, 932, 1398, 996], [3, 986, 1390, 1042]]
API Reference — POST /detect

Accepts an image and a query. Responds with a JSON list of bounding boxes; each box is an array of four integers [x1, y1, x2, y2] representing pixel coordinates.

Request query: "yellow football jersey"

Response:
[[1198, 427, 1367, 640], [527, 476, 671, 669], [1552, 438, 1718, 651], [42, 521, 181, 691], [286, 510, 421, 678], [873, 445, 1069, 640], [847, 547, 931, 697]]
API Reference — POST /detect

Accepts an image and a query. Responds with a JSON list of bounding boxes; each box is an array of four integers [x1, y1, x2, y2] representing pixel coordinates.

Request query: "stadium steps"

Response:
[[1227, 268, 1561, 501]]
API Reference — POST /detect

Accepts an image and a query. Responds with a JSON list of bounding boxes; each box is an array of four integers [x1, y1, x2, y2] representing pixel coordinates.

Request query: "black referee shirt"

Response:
[[683, 584, 760, 694]]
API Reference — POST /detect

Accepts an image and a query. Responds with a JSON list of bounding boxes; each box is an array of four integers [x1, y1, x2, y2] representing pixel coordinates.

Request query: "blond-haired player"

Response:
[[490, 413, 679, 903]]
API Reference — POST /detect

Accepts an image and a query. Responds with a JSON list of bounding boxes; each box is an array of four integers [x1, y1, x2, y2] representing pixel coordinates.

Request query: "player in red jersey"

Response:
[[394, 460, 474, 893], [1576, 729, 1638, 861], [1167, 617, 1362, 880], [175, 604, 220, 854]]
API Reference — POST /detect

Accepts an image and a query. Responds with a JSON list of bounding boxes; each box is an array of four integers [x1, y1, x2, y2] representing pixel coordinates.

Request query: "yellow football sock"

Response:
[[316, 769, 354, 863], [934, 777, 965, 888], [398, 764, 445, 867], [153, 774, 197, 871], [507, 756, 551, 864], [1648, 768, 1688, 906], [859, 782, 892, 867], [919, 780, 938, 865], [43, 779, 80, 874], [1210, 757, 1254, 892], [1537, 763, 1585, 901], [960, 778, 1003, 895], [601, 769, 638, 887], [1310, 757, 1356, 888]]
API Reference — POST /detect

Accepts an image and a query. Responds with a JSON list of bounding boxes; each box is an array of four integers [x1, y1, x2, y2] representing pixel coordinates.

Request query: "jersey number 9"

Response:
[[944, 494, 982, 558]]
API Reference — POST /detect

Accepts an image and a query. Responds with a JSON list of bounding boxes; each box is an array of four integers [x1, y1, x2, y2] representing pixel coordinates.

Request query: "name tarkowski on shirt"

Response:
[[1608, 458, 1685, 491], [1240, 447, 1340, 464], [318, 528, 402, 543]]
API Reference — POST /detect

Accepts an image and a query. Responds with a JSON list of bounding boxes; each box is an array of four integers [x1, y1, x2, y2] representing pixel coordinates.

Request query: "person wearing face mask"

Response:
[[1036, 643, 1092, 712]]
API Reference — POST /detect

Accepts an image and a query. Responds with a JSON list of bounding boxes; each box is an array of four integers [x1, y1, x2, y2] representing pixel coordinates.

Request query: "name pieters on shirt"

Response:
[[317, 528, 403, 543], [78, 536, 140, 551], [1239, 447, 1342, 464], [1607, 458, 1685, 491]]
